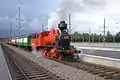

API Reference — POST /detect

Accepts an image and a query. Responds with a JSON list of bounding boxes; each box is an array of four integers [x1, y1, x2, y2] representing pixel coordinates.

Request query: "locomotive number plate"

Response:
[[64, 36, 69, 39]]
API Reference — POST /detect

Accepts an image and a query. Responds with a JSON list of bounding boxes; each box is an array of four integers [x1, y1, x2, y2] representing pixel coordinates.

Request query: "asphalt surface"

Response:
[[72, 42, 120, 59], [82, 49, 120, 59], [0, 44, 11, 80]]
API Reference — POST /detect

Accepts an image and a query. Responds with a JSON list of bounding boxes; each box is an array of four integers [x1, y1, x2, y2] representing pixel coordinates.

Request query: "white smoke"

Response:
[[48, 0, 107, 31], [32, 47, 44, 58], [48, 0, 84, 30]]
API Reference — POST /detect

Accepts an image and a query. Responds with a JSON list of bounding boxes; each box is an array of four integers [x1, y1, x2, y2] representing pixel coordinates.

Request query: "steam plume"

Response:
[[48, 0, 84, 29], [48, 0, 106, 30]]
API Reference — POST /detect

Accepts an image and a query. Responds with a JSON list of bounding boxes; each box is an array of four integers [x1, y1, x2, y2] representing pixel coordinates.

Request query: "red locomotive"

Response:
[[10, 21, 81, 60], [30, 21, 81, 60]]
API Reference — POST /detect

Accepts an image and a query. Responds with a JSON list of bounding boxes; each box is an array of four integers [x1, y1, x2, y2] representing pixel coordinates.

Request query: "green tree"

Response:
[[105, 31, 113, 42], [115, 32, 120, 42]]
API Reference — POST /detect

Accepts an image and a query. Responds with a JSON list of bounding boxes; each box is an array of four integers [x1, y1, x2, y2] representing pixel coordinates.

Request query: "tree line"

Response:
[[70, 31, 120, 42]]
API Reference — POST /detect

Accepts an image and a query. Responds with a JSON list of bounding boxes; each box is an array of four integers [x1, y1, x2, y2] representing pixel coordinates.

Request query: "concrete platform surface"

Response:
[[72, 42, 120, 48], [0, 44, 11, 80]]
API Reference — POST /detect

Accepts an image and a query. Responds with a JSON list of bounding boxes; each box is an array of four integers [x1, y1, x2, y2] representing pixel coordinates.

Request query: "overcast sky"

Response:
[[0, 0, 61, 37], [0, 0, 120, 37]]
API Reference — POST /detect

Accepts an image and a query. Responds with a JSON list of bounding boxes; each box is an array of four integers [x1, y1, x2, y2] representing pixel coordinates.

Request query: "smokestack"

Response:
[[58, 21, 67, 31]]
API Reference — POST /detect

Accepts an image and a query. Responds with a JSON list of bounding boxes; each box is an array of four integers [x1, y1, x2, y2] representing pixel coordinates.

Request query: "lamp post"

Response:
[[113, 35, 115, 43], [89, 28, 91, 44], [103, 17, 106, 46], [83, 34, 84, 42], [41, 15, 49, 31]]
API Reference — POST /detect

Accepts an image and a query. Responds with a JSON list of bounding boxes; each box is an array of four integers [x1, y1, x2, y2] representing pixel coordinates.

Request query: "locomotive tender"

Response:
[[10, 21, 81, 60]]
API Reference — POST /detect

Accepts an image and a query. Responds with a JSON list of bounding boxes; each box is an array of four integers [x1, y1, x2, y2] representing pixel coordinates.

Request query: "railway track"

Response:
[[1, 45, 62, 80], [50, 58, 120, 80]]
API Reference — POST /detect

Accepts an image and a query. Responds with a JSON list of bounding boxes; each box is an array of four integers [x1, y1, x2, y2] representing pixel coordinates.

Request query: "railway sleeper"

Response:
[[26, 72, 47, 76], [28, 76, 50, 80], [26, 74, 47, 77]]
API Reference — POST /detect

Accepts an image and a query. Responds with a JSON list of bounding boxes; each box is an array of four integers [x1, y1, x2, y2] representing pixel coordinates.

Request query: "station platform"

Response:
[[0, 44, 12, 80]]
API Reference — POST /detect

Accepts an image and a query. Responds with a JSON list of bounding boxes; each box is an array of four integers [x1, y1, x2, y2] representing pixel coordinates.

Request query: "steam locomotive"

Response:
[[10, 21, 81, 60]]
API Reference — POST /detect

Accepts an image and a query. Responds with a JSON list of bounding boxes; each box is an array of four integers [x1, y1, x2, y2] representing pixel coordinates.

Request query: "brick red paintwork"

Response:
[[30, 29, 60, 47]]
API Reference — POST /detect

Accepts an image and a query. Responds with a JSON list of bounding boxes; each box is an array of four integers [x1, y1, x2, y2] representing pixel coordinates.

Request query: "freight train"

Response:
[[10, 21, 81, 60]]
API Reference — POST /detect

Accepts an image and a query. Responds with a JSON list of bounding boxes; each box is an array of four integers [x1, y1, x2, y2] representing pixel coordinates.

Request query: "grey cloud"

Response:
[[83, 0, 106, 13], [0, 0, 60, 37]]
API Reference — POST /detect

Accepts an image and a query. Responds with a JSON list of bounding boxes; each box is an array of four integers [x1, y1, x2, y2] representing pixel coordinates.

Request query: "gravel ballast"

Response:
[[4, 44, 111, 80]]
